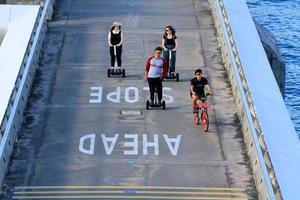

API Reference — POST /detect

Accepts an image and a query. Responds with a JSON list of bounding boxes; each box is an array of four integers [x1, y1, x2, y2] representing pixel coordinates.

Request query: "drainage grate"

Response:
[[120, 110, 142, 116]]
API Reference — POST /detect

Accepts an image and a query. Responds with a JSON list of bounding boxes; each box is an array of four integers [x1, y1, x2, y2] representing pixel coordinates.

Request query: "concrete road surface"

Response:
[[1, 0, 258, 199]]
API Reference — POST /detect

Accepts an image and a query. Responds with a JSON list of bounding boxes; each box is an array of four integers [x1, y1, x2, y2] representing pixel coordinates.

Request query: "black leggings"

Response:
[[148, 77, 162, 102], [110, 45, 122, 67]]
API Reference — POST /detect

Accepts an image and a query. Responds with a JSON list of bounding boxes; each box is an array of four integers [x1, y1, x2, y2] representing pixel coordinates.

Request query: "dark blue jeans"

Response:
[[162, 44, 176, 74]]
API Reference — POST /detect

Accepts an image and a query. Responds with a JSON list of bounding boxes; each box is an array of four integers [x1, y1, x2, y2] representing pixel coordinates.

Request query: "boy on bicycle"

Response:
[[190, 69, 213, 112]]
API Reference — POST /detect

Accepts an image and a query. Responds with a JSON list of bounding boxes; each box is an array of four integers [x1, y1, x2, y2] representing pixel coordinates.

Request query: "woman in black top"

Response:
[[162, 25, 178, 78], [108, 22, 123, 72]]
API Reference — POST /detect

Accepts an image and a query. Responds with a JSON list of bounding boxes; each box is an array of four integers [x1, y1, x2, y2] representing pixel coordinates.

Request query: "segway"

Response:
[[107, 45, 125, 77], [146, 88, 166, 110], [164, 49, 179, 82]]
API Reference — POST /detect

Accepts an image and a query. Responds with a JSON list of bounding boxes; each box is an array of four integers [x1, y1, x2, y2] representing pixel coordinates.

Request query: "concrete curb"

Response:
[[0, 0, 55, 189]]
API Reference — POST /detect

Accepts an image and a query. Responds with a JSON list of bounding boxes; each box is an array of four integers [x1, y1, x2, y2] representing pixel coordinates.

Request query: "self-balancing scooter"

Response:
[[146, 89, 166, 110]]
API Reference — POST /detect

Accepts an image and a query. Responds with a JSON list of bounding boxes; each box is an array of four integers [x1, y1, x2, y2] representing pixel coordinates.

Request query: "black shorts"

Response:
[[190, 92, 206, 100]]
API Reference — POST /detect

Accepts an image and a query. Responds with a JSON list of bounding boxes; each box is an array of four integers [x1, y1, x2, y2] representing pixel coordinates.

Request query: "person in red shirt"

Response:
[[145, 47, 167, 105]]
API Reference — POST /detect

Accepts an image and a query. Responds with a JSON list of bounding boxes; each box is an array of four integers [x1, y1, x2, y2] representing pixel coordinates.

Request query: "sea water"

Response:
[[247, 0, 300, 139]]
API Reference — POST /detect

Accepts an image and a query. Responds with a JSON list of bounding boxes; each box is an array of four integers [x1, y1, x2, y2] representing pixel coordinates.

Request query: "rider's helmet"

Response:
[[194, 68, 202, 75]]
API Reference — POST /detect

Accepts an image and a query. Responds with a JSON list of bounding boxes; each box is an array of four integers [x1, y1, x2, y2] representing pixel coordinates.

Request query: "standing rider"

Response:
[[190, 69, 213, 113], [108, 21, 123, 73], [162, 25, 178, 78], [145, 47, 167, 106]]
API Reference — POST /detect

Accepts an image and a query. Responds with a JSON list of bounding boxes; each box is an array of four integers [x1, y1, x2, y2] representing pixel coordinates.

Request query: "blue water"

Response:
[[246, 0, 300, 139]]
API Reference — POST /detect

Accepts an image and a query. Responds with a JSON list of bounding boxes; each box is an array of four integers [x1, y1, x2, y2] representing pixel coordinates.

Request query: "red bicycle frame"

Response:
[[193, 97, 212, 132]]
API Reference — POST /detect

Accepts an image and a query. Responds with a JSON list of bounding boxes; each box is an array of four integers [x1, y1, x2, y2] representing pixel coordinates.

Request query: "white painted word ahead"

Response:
[[89, 86, 173, 104], [79, 134, 182, 156]]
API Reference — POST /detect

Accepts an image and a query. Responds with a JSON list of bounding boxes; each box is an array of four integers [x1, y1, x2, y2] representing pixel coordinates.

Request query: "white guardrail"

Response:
[[208, 0, 280, 199], [0, 0, 55, 188]]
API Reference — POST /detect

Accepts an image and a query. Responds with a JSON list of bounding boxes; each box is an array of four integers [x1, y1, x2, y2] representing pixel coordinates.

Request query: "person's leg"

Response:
[[148, 78, 155, 103], [110, 46, 115, 68], [162, 49, 169, 75], [156, 78, 163, 103], [165, 45, 175, 76], [192, 94, 198, 112], [116, 45, 122, 68]]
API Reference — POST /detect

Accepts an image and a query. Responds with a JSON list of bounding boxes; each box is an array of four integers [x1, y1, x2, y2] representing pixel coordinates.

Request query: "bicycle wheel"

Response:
[[193, 112, 199, 125], [201, 111, 209, 132]]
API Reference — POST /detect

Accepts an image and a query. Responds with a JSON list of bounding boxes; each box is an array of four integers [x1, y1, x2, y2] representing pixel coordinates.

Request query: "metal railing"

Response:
[[208, 0, 282, 199], [0, 0, 55, 189]]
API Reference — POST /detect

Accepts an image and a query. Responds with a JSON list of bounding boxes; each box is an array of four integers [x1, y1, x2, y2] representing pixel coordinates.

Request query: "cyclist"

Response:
[[162, 25, 178, 78], [108, 21, 123, 73], [145, 47, 167, 106], [190, 68, 213, 113]]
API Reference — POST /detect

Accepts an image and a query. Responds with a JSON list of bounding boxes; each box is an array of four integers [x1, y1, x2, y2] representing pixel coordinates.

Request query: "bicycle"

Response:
[[193, 94, 212, 132]]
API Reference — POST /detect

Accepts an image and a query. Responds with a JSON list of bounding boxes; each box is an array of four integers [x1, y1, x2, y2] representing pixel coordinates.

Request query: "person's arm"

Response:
[[108, 32, 112, 46], [190, 84, 196, 95], [118, 31, 123, 46], [205, 84, 213, 95], [145, 57, 151, 81], [189, 79, 197, 95], [144, 71, 148, 81], [162, 58, 167, 78], [173, 38, 178, 51], [162, 37, 167, 51]]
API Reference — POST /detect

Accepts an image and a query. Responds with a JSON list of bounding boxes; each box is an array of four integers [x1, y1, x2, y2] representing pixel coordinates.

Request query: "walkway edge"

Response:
[[0, 0, 56, 189], [209, 0, 277, 199]]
